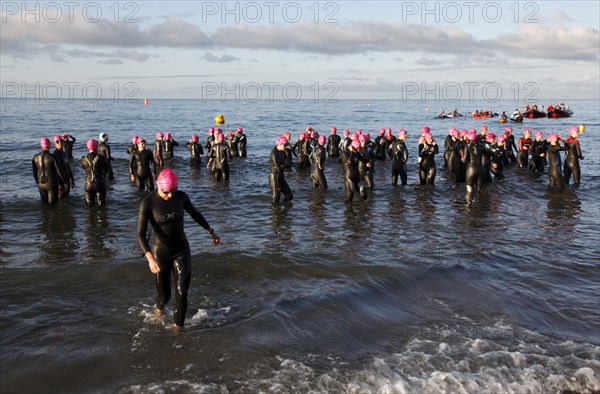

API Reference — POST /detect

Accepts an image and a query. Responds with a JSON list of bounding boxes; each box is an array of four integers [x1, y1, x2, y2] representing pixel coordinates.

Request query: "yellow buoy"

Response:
[[215, 114, 225, 125], [579, 124, 585, 133], [425, 108, 429, 111]]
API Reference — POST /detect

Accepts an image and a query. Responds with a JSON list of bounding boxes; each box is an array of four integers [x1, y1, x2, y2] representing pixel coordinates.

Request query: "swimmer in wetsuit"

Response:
[[184, 134, 204, 166], [208, 133, 231, 181], [373, 129, 387, 161], [517, 129, 533, 169], [326, 127, 341, 158], [282, 131, 293, 169], [503, 127, 518, 164], [341, 139, 370, 202], [227, 131, 239, 158], [462, 131, 485, 201], [309, 135, 328, 189], [33, 137, 67, 205], [162, 132, 179, 164], [52, 135, 74, 198], [490, 135, 507, 181], [292, 132, 311, 169], [130, 138, 156, 191], [98, 132, 114, 181], [546, 133, 568, 190], [563, 127, 584, 185], [153, 132, 165, 173], [418, 132, 439, 185], [61, 134, 76, 160], [236, 128, 247, 157], [269, 137, 294, 204], [80, 139, 109, 207], [387, 129, 409, 186], [528, 130, 547, 173], [137, 168, 220, 330]]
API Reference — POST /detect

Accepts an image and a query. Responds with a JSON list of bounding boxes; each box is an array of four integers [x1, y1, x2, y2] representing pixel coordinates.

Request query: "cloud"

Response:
[[204, 52, 240, 63], [492, 25, 599, 61], [98, 58, 123, 65]]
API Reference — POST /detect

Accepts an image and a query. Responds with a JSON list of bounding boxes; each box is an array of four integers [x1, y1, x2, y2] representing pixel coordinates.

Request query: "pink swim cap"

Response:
[[217, 133, 224, 142], [569, 126, 578, 136], [208, 128, 215, 134], [156, 168, 178, 191], [283, 131, 291, 139], [524, 128, 531, 135], [40, 137, 51, 150], [421, 126, 430, 134], [300, 132, 307, 140], [53, 135, 62, 143], [386, 128, 392, 133], [132, 136, 139, 144], [276, 137, 286, 146], [358, 134, 366, 142], [497, 135, 506, 143], [237, 127, 243, 133], [351, 139, 360, 149], [310, 132, 316, 139], [486, 133, 495, 142], [191, 134, 199, 142], [480, 125, 488, 132], [398, 129, 407, 137], [504, 126, 512, 134], [467, 131, 477, 141], [534, 130, 543, 137], [306, 125, 312, 131], [378, 128, 385, 136], [450, 129, 459, 137], [216, 128, 222, 133], [228, 131, 234, 138], [318, 135, 326, 145], [87, 139, 99, 151], [165, 132, 172, 140], [137, 137, 146, 144], [330, 127, 337, 133], [547, 133, 559, 141], [156, 132, 163, 139], [343, 129, 350, 137], [423, 132, 433, 140], [460, 130, 468, 137]]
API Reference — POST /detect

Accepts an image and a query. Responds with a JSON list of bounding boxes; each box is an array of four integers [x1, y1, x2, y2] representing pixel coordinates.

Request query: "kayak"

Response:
[[472, 113, 497, 119], [510, 117, 524, 123], [499, 117, 507, 123]]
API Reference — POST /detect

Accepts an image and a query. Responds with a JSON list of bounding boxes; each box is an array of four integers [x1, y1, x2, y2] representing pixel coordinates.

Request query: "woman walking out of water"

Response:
[[137, 168, 220, 331]]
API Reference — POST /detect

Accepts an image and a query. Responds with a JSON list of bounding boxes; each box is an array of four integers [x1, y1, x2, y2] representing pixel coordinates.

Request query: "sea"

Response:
[[1, 98, 599, 394]]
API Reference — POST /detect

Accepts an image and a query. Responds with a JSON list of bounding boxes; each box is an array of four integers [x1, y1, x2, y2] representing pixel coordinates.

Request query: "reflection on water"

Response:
[[85, 207, 111, 259], [39, 202, 78, 263]]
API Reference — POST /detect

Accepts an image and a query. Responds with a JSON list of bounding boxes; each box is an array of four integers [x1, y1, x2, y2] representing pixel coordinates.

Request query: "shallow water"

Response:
[[1, 98, 599, 393]]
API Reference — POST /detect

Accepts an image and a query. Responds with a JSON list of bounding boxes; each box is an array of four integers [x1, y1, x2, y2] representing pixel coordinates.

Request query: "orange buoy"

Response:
[[144, 98, 149, 106]]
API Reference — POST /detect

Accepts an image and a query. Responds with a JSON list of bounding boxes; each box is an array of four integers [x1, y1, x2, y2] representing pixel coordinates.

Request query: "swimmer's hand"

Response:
[[209, 230, 220, 246], [145, 251, 161, 274]]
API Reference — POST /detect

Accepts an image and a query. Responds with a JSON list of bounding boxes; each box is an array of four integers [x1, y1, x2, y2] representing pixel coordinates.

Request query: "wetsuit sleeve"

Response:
[[107, 144, 113, 160], [136, 197, 152, 255], [54, 157, 67, 184], [32, 156, 38, 183], [182, 193, 210, 230], [173, 140, 179, 146], [129, 152, 136, 175]]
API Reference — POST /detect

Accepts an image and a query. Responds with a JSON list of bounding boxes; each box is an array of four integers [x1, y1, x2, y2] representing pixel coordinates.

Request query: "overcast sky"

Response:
[[1, 1, 599, 100]]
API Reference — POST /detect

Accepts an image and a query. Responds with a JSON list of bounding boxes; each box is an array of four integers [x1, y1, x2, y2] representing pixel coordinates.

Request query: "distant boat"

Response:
[[547, 104, 573, 118]]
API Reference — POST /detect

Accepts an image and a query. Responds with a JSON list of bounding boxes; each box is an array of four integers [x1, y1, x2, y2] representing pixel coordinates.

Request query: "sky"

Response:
[[1, 1, 599, 101]]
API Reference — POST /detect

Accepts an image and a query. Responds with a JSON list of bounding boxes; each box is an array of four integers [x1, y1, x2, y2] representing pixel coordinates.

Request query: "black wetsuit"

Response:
[[505, 135, 518, 163], [418, 142, 439, 185], [490, 144, 506, 180], [481, 142, 493, 182], [32, 150, 66, 205], [269, 147, 293, 204], [373, 136, 387, 161], [184, 141, 204, 165], [445, 138, 461, 181], [136, 190, 211, 327], [309, 144, 328, 189], [284, 143, 293, 169], [339, 137, 352, 155], [209, 142, 231, 181], [130, 149, 155, 191], [163, 139, 179, 161], [237, 133, 247, 157], [327, 134, 341, 158], [563, 137, 583, 185], [517, 137, 532, 169], [341, 149, 369, 202], [153, 139, 164, 171], [388, 139, 409, 185], [53, 147, 74, 197], [292, 139, 311, 169], [63, 135, 76, 160], [227, 136, 239, 158], [547, 143, 568, 190], [80, 151, 109, 207], [205, 135, 215, 152], [443, 135, 453, 168], [98, 141, 114, 181], [528, 140, 547, 173], [358, 144, 375, 189], [462, 141, 485, 194]]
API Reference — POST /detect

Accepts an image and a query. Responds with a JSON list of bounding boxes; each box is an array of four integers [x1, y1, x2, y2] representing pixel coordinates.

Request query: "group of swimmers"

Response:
[[267, 123, 584, 204], [32, 127, 249, 206]]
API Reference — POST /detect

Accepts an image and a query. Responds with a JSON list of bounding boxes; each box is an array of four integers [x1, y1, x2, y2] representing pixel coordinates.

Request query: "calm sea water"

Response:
[[1, 98, 599, 393]]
